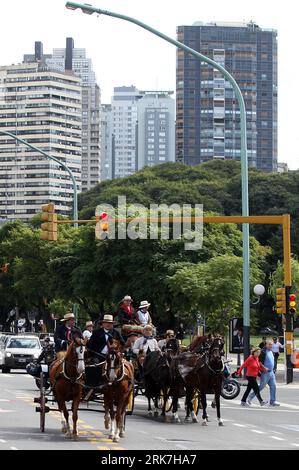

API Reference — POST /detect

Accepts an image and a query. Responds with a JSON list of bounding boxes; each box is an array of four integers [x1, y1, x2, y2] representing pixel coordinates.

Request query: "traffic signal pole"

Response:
[[282, 214, 293, 384]]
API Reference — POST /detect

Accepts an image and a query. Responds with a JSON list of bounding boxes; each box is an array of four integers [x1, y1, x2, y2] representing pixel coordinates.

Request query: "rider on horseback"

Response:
[[54, 313, 83, 360]]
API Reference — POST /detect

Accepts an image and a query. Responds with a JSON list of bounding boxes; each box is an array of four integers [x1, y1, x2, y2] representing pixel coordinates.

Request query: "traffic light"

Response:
[[95, 211, 109, 240], [289, 294, 296, 315], [276, 287, 286, 315], [40, 203, 58, 241]]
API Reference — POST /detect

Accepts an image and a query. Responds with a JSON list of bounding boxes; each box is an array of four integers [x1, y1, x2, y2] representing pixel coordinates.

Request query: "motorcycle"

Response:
[[211, 359, 240, 407]]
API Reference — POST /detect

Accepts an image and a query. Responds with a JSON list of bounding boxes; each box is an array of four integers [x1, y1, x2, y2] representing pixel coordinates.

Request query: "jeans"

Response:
[[248, 371, 277, 403]]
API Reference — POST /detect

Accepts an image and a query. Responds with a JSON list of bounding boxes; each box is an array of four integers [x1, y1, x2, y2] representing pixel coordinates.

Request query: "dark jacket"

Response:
[[88, 327, 125, 356], [54, 323, 83, 352], [36, 343, 56, 365]]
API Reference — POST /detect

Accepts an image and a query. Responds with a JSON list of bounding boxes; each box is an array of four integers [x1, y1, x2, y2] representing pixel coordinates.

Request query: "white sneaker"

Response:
[[241, 401, 249, 407], [269, 402, 280, 407]]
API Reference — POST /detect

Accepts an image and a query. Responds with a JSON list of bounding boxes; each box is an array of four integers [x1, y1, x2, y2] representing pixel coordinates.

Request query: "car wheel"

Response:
[[2, 366, 11, 373]]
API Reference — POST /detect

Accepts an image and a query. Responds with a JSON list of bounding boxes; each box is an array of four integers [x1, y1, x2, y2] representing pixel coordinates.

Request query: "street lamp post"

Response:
[[66, 2, 251, 358], [0, 130, 78, 227]]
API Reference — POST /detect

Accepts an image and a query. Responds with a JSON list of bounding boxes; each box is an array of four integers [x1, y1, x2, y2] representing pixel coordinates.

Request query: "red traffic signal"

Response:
[[289, 293, 296, 315]]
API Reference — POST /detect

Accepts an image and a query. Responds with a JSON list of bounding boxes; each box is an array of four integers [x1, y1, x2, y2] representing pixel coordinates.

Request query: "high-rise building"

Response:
[[137, 91, 175, 170], [0, 62, 82, 221], [102, 87, 175, 180], [24, 39, 101, 191], [176, 22, 278, 172]]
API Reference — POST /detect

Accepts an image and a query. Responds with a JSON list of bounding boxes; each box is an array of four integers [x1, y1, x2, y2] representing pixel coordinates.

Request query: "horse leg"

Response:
[[172, 394, 181, 423], [108, 400, 116, 440], [200, 391, 208, 426], [59, 400, 71, 437], [184, 388, 192, 422], [154, 396, 159, 417], [104, 396, 111, 430], [161, 388, 168, 417], [71, 393, 80, 439], [215, 384, 223, 426], [147, 397, 153, 417]]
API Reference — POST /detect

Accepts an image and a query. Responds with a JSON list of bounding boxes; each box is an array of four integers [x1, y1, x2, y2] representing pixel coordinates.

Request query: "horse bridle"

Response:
[[205, 339, 225, 374]]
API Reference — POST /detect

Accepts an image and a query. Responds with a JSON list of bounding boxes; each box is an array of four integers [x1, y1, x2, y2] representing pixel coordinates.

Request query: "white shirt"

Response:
[[137, 309, 150, 326], [101, 329, 110, 355], [133, 336, 160, 355], [272, 342, 284, 353], [83, 330, 92, 340]]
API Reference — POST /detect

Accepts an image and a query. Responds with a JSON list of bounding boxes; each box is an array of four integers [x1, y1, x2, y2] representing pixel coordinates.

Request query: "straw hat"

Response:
[[139, 300, 151, 309], [166, 330, 175, 337], [122, 295, 133, 302], [100, 314, 116, 324], [60, 313, 75, 322], [85, 321, 93, 328]]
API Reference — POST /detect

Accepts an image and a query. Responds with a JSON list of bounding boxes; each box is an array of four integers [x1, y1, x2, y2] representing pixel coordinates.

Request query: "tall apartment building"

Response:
[[102, 87, 175, 180], [137, 91, 175, 170], [24, 39, 101, 191], [0, 63, 82, 221], [176, 22, 278, 172]]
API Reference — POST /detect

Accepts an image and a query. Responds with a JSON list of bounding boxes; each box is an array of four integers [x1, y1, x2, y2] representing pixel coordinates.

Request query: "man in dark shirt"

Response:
[[54, 313, 83, 360]]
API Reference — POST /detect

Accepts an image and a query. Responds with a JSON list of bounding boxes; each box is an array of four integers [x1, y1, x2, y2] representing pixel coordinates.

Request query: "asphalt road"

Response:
[[1, 370, 299, 450]]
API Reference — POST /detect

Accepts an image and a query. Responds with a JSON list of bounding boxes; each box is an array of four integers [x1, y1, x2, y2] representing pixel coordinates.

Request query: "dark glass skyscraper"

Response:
[[176, 22, 277, 172]]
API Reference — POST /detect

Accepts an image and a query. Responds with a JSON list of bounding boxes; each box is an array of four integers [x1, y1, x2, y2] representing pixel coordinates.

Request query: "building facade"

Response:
[[137, 91, 175, 170], [0, 63, 82, 221], [24, 39, 101, 191], [176, 22, 278, 172], [102, 87, 175, 180]]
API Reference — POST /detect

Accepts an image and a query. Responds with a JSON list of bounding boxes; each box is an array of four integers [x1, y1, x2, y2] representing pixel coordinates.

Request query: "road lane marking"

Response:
[[0, 399, 10, 402], [0, 439, 6, 443], [176, 444, 189, 450], [10, 447, 18, 450], [0, 408, 15, 413], [270, 436, 285, 441], [250, 430, 265, 434], [291, 444, 299, 448], [97, 446, 109, 450], [232, 423, 247, 428]]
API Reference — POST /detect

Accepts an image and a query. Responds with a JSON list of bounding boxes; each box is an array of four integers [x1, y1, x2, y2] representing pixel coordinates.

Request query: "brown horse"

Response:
[[103, 339, 134, 442], [49, 339, 86, 439]]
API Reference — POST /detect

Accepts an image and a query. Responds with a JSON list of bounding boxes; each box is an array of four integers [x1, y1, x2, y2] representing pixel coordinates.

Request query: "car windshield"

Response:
[[7, 338, 40, 349]]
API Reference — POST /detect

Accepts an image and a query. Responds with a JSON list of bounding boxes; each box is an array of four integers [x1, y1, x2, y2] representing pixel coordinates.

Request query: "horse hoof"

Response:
[[192, 418, 198, 424], [108, 434, 113, 440], [154, 411, 159, 418], [72, 434, 78, 440], [148, 411, 153, 417], [120, 431, 125, 438], [173, 417, 181, 423], [113, 437, 120, 443]]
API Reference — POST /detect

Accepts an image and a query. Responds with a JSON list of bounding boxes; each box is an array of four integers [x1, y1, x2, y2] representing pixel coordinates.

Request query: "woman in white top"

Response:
[[136, 300, 152, 326], [133, 325, 160, 355], [82, 321, 93, 341]]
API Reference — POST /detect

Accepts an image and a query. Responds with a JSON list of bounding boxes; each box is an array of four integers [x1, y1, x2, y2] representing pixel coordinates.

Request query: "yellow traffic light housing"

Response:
[[40, 203, 58, 241], [276, 287, 286, 315]]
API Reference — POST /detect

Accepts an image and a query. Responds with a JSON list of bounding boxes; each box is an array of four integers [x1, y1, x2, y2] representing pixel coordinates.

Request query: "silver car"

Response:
[[1, 335, 42, 373]]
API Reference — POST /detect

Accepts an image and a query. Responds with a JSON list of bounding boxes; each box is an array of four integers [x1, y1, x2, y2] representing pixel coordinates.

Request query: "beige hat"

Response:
[[60, 313, 75, 322], [122, 295, 133, 302], [166, 330, 175, 337], [85, 321, 93, 327], [143, 324, 153, 331], [100, 314, 116, 324], [139, 300, 151, 309]]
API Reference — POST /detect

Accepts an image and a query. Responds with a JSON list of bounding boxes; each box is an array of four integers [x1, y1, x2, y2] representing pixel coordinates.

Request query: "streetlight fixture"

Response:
[[0, 130, 78, 227], [253, 284, 266, 298], [65, 2, 251, 357]]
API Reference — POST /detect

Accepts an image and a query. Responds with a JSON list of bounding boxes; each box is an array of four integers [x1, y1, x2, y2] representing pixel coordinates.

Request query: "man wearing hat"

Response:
[[158, 330, 175, 351], [54, 313, 83, 360], [117, 295, 136, 325], [88, 314, 125, 359], [83, 321, 94, 341], [133, 325, 160, 356], [136, 300, 152, 327]]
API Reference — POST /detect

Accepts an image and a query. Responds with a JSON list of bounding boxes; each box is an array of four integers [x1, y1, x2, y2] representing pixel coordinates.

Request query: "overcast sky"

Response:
[[0, 0, 297, 168]]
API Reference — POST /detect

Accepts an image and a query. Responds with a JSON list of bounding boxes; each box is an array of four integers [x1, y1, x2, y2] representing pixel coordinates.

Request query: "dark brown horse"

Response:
[[103, 339, 134, 442], [170, 336, 225, 425], [49, 339, 86, 439]]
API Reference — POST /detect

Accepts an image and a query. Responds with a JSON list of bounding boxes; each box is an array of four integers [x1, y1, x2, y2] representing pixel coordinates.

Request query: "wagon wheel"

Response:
[[193, 390, 200, 415], [158, 389, 172, 412], [39, 372, 46, 432], [126, 388, 135, 416]]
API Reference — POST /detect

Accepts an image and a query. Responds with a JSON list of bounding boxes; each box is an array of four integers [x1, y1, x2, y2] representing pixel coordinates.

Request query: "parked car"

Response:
[[1, 335, 42, 373]]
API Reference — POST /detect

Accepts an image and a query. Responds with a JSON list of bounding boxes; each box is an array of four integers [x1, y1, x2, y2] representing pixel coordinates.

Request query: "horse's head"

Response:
[[165, 338, 180, 359], [106, 339, 123, 383], [208, 336, 225, 368], [73, 337, 87, 375]]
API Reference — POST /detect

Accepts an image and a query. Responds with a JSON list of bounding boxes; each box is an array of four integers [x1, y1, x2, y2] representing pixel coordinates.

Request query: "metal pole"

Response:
[[0, 130, 78, 227], [66, 1, 250, 357]]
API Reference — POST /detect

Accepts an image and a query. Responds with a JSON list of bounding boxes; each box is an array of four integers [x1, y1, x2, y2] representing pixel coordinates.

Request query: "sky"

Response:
[[0, 0, 297, 168]]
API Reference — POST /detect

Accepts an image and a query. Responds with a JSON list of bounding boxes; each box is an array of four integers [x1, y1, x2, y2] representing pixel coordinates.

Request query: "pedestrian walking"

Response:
[[258, 336, 267, 349], [236, 347, 268, 407], [272, 337, 284, 373], [248, 340, 280, 406]]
